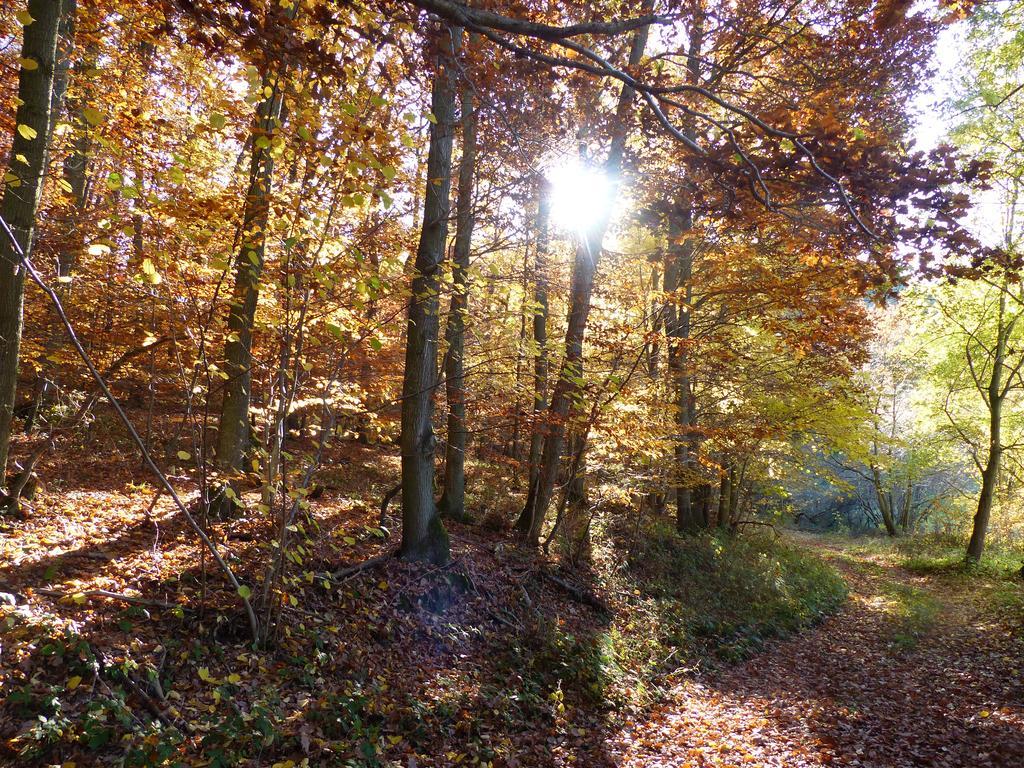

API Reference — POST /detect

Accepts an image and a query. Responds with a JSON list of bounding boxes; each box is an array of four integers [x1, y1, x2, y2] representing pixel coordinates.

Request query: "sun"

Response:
[[547, 160, 615, 235]]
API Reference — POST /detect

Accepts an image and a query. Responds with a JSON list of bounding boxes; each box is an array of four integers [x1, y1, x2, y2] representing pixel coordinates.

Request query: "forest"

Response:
[[0, 0, 1022, 766]]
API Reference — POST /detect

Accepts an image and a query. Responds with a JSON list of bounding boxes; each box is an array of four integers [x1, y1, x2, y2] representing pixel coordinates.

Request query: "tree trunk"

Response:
[[439, 39, 477, 522], [872, 467, 898, 536], [728, 464, 739, 523], [667, 13, 703, 532], [647, 261, 662, 378], [666, 207, 696, 530], [56, 37, 95, 281], [520, 9, 652, 544], [517, 182, 551, 531], [399, 25, 461, 563], [0, 0, 67, 480], [717, 466, 731, 529], [967, 287, 1008, 563], [213, 15, 295, 498]]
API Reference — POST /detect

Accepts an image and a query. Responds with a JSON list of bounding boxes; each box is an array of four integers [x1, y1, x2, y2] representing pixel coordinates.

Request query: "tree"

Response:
[[518, 4, 654, 544], [944, 0, 1024, 561], [0, 0, 70, 480], [438, 33, 478, 522], [211, 2, 298, 512], [923, 277, 1024, 561], [399, 24, 462, 563]]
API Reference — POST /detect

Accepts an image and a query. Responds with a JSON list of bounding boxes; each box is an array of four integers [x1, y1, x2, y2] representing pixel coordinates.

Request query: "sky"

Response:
[[912, 18, 1008, 248]]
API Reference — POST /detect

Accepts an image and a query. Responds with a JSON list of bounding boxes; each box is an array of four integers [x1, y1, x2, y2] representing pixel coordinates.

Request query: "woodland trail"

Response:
[[612, 535, 1024, 768]]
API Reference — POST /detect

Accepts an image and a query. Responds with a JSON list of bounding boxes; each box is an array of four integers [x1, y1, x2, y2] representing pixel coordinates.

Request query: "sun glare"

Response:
[[547, 161, 615, 235]]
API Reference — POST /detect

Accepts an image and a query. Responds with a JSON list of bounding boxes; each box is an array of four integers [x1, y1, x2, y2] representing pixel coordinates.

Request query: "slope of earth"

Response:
[[0, 429, 845, 767], [612, 533, 1024, 768]]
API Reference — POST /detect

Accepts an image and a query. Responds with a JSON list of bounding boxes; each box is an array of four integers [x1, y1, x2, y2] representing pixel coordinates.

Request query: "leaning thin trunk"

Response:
[[399, 25, 462, 563], [522, 9, 652, 544], [517, 183, 551, 531], [0, 0, 66, 479], [439, 41, 477, 521]]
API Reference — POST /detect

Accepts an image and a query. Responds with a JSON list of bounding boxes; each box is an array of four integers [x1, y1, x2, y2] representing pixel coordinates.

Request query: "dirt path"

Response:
[[612, 536, 1024, 767]]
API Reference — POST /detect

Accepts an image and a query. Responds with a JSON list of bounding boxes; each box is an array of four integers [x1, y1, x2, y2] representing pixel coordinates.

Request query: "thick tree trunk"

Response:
[[717, 466, 731, 529], [439, 43, 477, 522], [698, 482, 711, 526], [872, 467, 898, 536], [213, 32, 293, 495], [520, 10, 651, 544], [968, 446, 1001, 562], [0, 0, 66, 479], [517, 184, 551, 531], [399, 25, 462, 563]]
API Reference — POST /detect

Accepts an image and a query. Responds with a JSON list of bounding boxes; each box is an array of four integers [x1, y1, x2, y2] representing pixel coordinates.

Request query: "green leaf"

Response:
[[82, 107, 104, 126], [209, 113, 227, 130], [237, 585, 252, 600]]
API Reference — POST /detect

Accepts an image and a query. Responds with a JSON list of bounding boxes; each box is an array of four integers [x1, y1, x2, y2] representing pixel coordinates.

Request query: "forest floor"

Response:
[[612, 533, 1024, 767], [1, 431, 1023, 766]]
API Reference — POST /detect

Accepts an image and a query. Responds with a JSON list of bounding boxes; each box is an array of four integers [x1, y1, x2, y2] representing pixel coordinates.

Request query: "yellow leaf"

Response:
[[16, 10, 34, 25], [17, 124, 37, 141], [67, 675, 82, 690], [198, 667, 215, 683], [980, 710, 991, 718], [227, 673, 241, 684], [177, 451, 192, 461], [141, 258, 162, 285], [87, 243, 110, 256], [18, 57, 38, 71]]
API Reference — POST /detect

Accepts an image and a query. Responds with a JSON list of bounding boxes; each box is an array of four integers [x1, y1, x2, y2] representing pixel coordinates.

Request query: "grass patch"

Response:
[[610, 523, 847, 679], [879, 582, 940, 650], [896, 535, 1024, 579]]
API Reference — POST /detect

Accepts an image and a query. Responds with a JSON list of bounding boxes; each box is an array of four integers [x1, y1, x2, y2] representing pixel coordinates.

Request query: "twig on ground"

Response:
[[34, 588, 178, 609]]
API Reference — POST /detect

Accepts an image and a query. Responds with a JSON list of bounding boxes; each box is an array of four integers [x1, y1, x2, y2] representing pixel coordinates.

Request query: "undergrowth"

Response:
[[599, 523, 848, 693], [897, 535, 1024, 579]]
